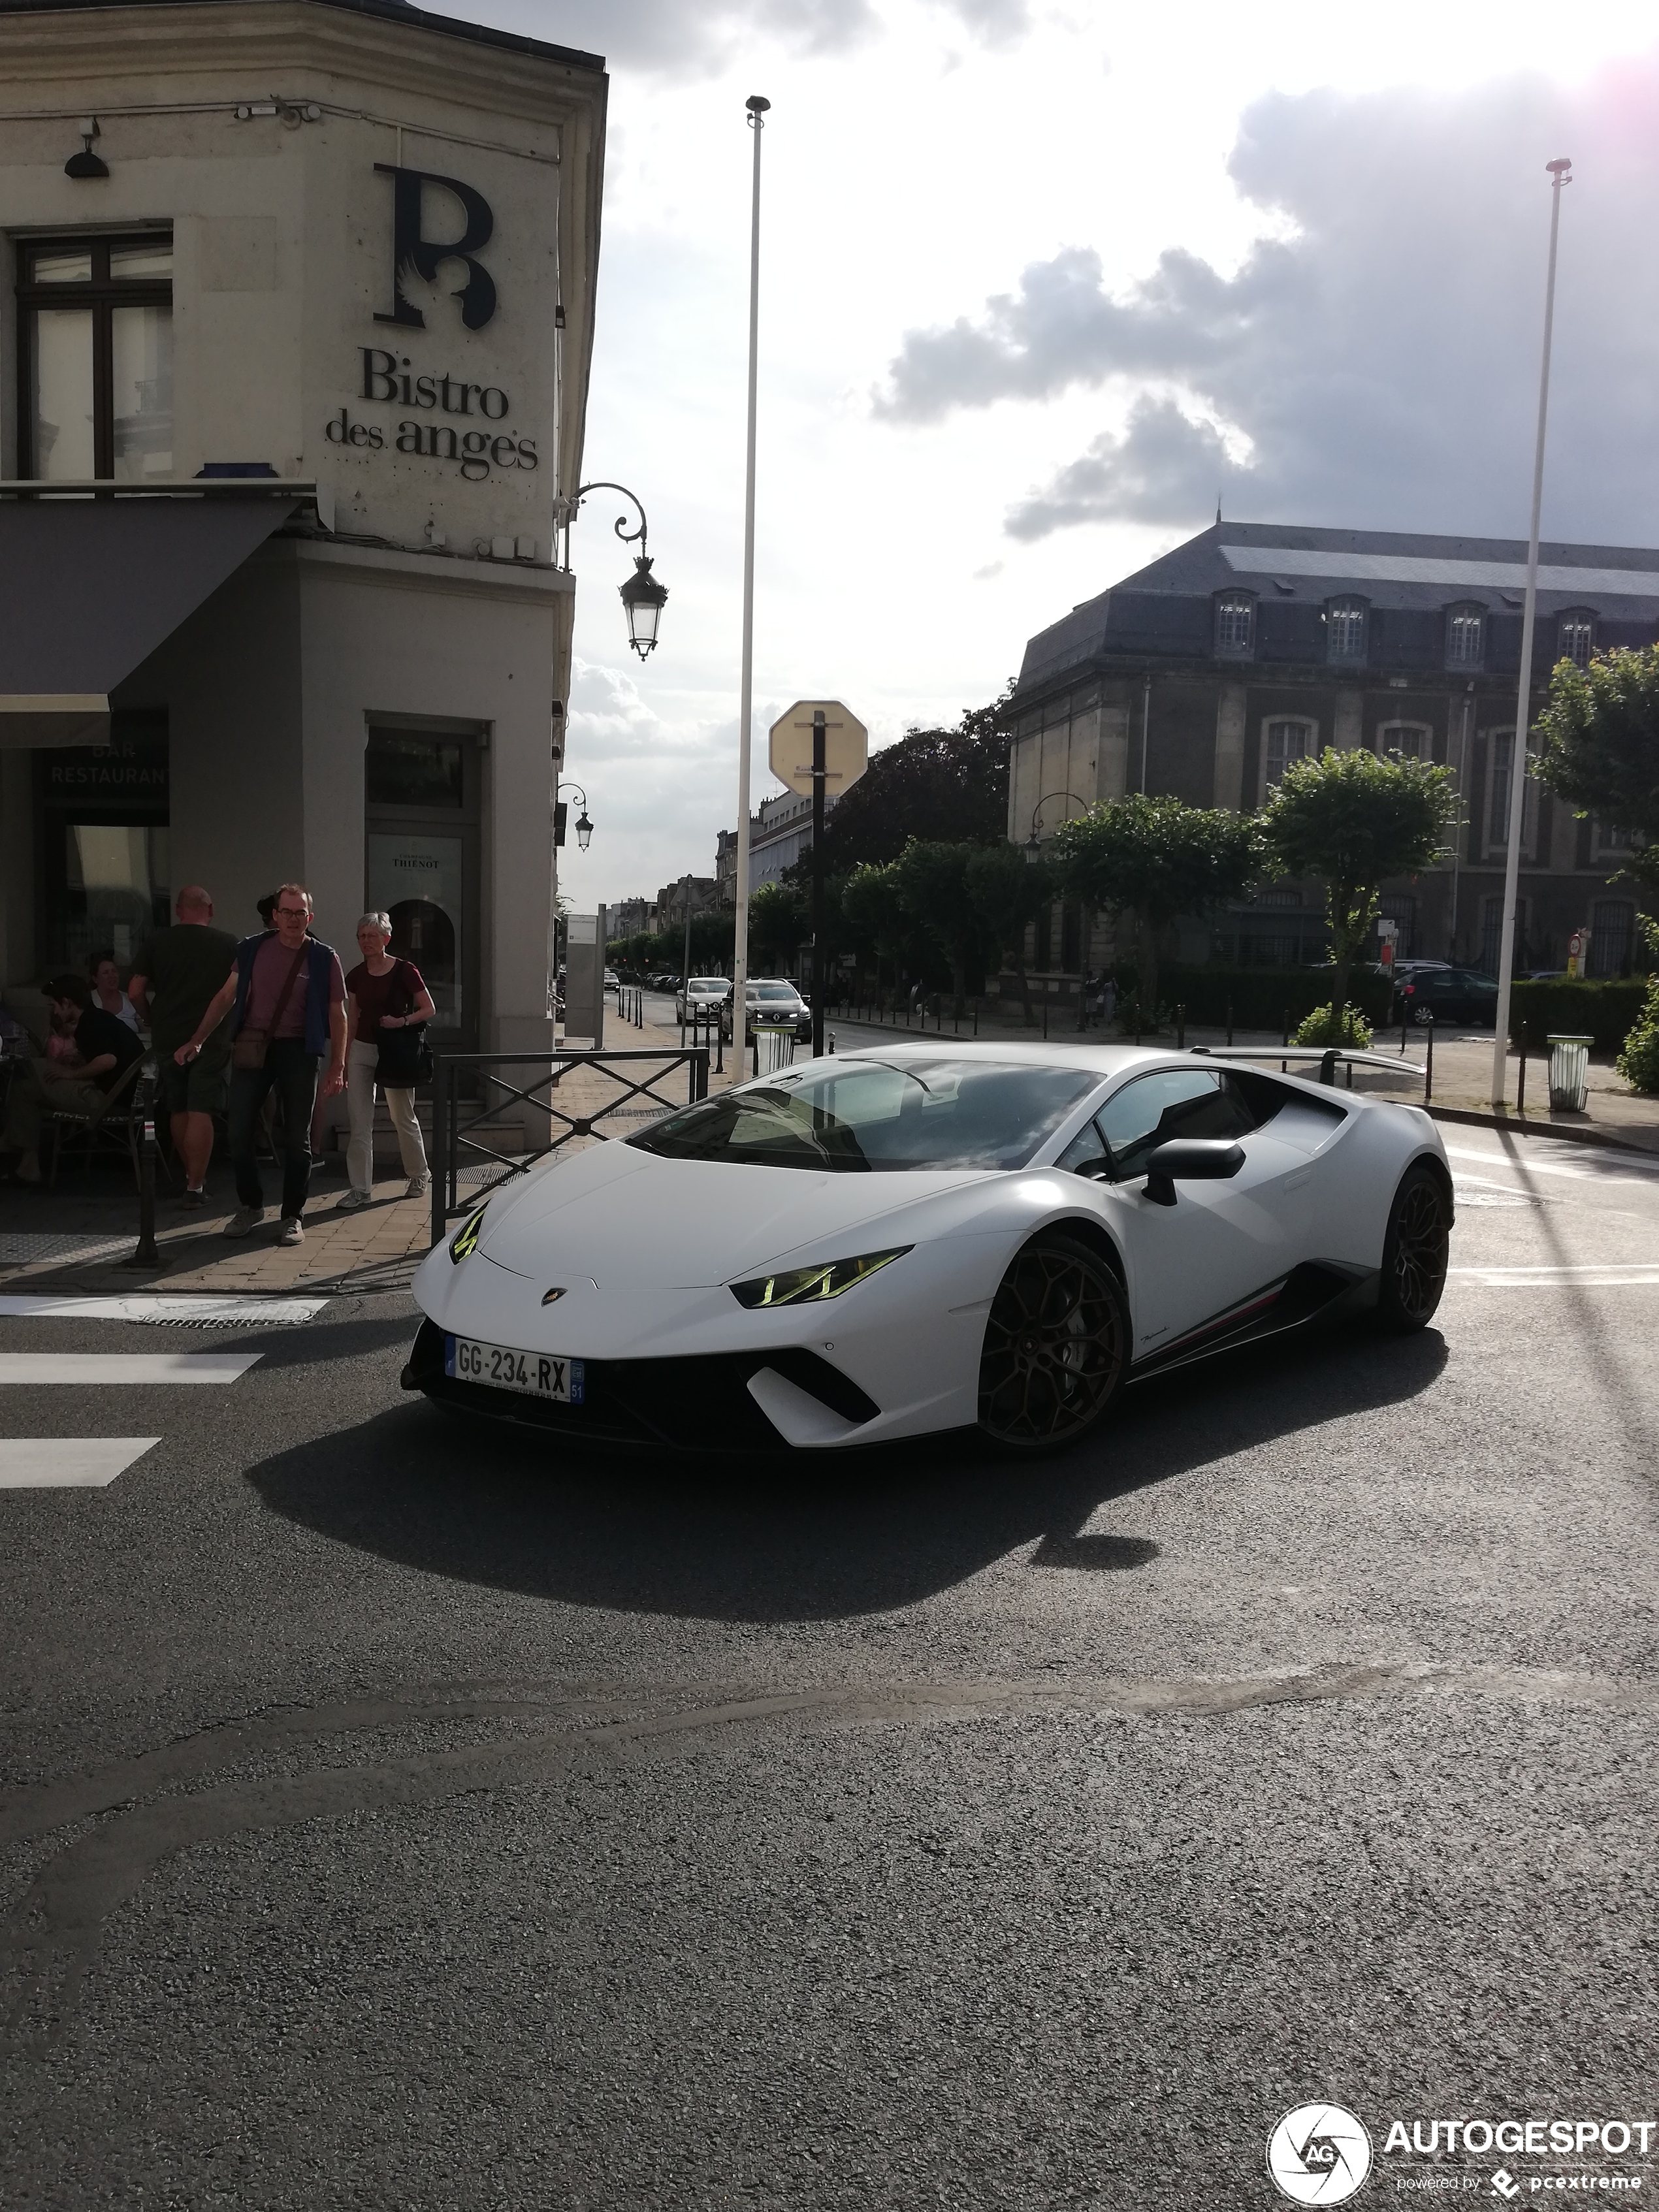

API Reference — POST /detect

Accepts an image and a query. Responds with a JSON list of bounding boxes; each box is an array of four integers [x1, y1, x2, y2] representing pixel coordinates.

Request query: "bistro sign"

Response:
[[324, 164, 538, 480]]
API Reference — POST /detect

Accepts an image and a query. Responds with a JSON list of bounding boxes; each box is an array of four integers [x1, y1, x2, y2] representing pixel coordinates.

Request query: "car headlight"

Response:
[[449, 1202, 489, 1263], [729, 1247, 912, 1309]]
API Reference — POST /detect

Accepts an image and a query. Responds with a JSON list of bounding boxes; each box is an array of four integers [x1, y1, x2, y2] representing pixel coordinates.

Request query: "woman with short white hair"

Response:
[[338, 911, 435, 1208]]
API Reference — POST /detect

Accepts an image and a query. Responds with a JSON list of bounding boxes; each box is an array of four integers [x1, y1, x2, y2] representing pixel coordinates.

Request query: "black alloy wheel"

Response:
[[1375, 1166, 1451, 1332], [978, 1232, 1129, 1452]]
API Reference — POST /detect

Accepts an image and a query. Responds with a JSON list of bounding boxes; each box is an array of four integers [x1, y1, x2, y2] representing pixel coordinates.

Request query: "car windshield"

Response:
[[752, 984, 797, 1001], [628, 1058, 1099, 1173]]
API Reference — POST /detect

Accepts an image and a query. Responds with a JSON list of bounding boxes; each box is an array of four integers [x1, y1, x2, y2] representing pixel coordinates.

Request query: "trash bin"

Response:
[[758, 1025, 794, 1077], [1546, 1033, 1593, 1114]]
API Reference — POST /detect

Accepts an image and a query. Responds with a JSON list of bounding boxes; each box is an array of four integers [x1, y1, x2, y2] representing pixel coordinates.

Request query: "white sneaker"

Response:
[[336, 1187, 372, 1211], [406, 1174, 431, 1200], [223, 1205, 265, 1238], [278, 1216, 304, 1247]]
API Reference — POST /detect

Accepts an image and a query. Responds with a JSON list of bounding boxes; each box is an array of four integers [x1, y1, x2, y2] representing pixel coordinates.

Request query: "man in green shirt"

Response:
[[130, 885, 236, 1206]]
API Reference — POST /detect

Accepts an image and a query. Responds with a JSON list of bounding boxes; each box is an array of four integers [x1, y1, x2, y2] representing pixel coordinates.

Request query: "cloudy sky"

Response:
[[474, 0, 1659, 912]]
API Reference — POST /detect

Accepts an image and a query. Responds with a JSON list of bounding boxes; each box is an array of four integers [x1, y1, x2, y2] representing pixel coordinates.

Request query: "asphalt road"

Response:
[[2, 1123, 1656, 2208]]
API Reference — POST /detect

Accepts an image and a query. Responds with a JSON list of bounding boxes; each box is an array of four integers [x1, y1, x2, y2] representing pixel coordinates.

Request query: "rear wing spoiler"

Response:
[[1191, 1042, 1432, 1102]]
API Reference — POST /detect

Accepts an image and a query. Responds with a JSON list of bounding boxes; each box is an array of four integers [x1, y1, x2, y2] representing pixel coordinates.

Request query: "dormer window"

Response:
[[1324, 596, 1368, 664], [1559, 611, 1595, 668], [1215, 594, 1255, 656], [1446, 605, 1485, 669]]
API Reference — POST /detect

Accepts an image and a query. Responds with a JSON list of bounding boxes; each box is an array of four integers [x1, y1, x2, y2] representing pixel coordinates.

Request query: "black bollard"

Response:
[[1226, 1002, 1234, 1047], [1177, 1003, 1185, 1051], [121, 1063, 165, 1272]]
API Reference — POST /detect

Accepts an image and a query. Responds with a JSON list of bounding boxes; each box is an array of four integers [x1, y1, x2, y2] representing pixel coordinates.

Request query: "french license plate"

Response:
[[445, 1335, 585, 1404]]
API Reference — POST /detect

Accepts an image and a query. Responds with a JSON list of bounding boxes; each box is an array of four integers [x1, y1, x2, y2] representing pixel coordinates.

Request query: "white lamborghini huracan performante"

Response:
[[403, 1044, 1453, 1454]]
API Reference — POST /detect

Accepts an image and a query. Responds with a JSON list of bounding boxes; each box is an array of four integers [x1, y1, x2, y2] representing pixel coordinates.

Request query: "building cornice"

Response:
[[0, 1, 606, 138], [271, 532, 574, 600]]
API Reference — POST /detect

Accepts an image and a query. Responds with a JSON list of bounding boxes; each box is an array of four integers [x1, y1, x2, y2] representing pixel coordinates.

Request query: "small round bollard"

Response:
[[1546, 1033, 1593, 1114]]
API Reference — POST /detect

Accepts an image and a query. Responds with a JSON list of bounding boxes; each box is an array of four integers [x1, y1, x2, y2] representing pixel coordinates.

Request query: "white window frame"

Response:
[[1260, 716, 1317, 801], [1484, 728, 1539, 858], [1558, 610, 1596, 669], [1446, 604, 1485, 669], [1374, 721, 1430, 761], [1215, 594, 1256, 656], [1324, 596, 1368, 664]]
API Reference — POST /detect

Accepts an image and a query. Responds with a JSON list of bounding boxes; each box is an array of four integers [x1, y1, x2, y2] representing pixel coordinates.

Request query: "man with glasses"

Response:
[[177, 882, 347, 1245]]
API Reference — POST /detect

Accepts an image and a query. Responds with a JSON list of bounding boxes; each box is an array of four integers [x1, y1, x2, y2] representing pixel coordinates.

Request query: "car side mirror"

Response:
[[1142, 1138, 1246, 1208]]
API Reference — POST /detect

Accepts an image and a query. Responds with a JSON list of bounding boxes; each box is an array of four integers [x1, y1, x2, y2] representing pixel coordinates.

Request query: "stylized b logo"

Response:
[[374, 165, 496, 331]]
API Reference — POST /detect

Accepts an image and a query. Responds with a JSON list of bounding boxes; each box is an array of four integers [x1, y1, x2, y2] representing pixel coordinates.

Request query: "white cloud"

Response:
[[879, 63, 1659, 543]]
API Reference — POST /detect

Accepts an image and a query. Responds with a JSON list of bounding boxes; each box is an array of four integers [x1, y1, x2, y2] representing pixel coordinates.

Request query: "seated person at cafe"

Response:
[[0, 973, 143, 1185]]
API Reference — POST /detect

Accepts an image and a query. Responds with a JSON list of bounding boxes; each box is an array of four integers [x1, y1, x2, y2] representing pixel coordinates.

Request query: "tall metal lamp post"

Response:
[[1492, 155, 1573, 1107]]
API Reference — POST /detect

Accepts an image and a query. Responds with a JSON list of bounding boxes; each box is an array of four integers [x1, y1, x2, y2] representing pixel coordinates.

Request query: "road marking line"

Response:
[[1441, 1142, 1659, 1185], [0, 1438, 160, 1488], [0, 1353, 261, 1385], [0, 1294, 328, 1324], [1449, 1265, 1659, 1286]]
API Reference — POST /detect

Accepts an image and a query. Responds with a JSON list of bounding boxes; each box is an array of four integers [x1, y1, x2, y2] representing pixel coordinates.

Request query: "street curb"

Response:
[[1425, 1104, 1659, 1158]]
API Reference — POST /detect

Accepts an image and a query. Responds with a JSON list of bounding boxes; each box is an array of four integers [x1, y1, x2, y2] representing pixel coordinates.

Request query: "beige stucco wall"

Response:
[[0, 1, 604, 1047]]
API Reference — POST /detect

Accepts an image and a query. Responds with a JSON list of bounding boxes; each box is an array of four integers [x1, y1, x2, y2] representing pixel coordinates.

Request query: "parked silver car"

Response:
[[675, 976, 732, 1023], [720, 978, 811, 1042]]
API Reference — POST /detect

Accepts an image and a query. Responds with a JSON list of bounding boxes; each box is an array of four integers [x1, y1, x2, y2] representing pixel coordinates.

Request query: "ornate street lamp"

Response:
[[563, 481, 668, 659], [1025, 790, 1093, 862], [558, 780, 593, 852]]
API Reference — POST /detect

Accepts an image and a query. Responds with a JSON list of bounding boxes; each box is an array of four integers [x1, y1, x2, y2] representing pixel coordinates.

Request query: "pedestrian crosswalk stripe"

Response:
[[1449, 1264, 1659, 1286], [0, 1439, 160, 1488], [0, 1294, 329, 1324], [0, 1353, 261, 1385]]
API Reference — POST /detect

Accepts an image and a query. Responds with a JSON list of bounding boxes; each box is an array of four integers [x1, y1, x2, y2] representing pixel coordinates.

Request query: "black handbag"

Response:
[[374, 963, 434, 1087]]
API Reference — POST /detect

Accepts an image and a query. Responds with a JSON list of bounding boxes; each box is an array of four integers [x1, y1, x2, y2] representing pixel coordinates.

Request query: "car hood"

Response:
[[474, 1139, 994, 1287]]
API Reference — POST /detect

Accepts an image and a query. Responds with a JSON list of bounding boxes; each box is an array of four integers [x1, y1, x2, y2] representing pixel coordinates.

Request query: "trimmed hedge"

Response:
[[1161, 967, 1394, 1031], [1509, 978, 1650, 1053]]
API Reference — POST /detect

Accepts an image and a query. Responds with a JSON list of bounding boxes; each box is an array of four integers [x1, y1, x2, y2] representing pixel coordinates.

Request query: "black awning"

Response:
[[0, 496, 298, 745]]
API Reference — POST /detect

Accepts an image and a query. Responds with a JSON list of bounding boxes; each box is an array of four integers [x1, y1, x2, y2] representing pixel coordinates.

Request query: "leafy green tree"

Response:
[[748, 882, 807, 975], [1532, 647, 1659, 890], [787, 685, 1014, 884], [1616, 918, 1659, 1094], [965, 842, 1054, 1027], [1260, 747, 1459, 1027], [1053, 793, 1263, 1018], [892, 840, 990, 1015], [841, 860, 911, 993]]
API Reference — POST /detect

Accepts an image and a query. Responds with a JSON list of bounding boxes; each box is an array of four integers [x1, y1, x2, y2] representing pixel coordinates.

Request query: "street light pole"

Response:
[[1492, 155, 1572, 1108], [732, 93, 768, 1087]]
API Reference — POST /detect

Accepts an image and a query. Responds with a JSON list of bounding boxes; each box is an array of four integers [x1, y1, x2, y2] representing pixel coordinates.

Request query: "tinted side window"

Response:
[[1096, 1070, 1253, 1181], [1055, 1117, 1111, 1179]]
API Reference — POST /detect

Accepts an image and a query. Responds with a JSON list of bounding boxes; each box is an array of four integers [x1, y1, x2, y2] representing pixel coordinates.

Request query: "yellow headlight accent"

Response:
[[729, 1247, 911, 1310], [449, 1203, 489, 1263]]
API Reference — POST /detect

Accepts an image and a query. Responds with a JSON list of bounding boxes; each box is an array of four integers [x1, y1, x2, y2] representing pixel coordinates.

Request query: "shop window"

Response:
[[1263, 718, 1313, 793], [1590, 900, 1634, 977], [34, 713, 170, 970], [364, 726, 480, 1051], [1558, 611, 1595, 668], [1446, 605, 1485, 669], [1215, 595, 1255, 656], [1325, 596, 1368, 664], [17, 234, 173, 480], [1377, 895, 1417, 959]]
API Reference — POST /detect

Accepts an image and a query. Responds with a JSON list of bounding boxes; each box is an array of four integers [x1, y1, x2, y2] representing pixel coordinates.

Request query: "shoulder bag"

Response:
[[375, 961, 435, 1087], [231, 944, 309, 1071]]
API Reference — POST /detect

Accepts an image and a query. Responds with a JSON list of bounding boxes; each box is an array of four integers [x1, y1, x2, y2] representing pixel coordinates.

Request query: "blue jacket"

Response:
[[229, 933, 337, 1059]]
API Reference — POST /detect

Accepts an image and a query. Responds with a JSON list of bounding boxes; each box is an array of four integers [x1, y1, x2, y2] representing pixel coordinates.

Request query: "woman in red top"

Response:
[[338, 912, 436, 1209]]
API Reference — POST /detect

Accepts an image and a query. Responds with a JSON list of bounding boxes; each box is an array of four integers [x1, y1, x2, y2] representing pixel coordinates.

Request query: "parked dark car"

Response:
[[1400, 967, 1500, 1027]]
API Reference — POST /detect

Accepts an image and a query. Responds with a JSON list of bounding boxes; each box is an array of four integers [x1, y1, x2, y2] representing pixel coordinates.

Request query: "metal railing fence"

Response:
[[430, 1046, 709, 1246]]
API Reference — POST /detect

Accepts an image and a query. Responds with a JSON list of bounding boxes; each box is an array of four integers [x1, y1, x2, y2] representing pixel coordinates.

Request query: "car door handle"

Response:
[[1283, 1170, 1312, 1192]]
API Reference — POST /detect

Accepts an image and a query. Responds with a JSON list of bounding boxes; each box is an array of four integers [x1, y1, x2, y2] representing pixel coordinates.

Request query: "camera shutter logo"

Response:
[[1266, 2104, 1373, 2204]]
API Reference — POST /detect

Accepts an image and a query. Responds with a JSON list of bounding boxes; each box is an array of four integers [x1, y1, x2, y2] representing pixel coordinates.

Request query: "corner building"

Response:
[[0, 0, 606, 1068], [1010, 521, 1659, 981]]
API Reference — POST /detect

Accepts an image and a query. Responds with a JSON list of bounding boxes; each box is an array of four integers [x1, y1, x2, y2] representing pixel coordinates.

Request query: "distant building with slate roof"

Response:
[[1008, 519, 1658, 984]]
